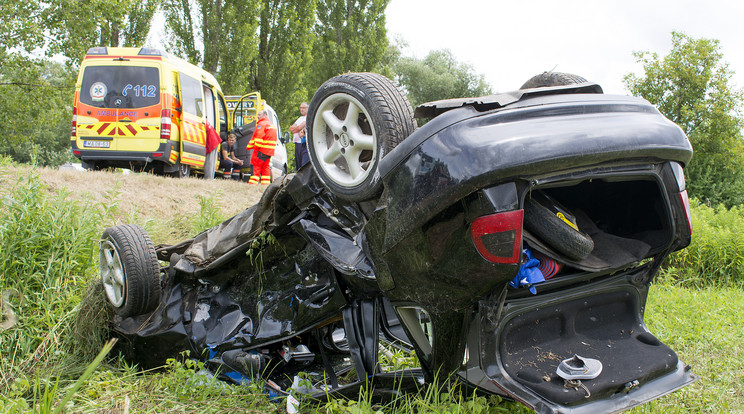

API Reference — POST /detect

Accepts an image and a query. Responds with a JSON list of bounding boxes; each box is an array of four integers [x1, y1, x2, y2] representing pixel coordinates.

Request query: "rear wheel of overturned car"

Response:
[[520, 72, 588, 89], [307, 72, 416, 201], [524, 197, 594, 261], [100, 224, 161, 317]]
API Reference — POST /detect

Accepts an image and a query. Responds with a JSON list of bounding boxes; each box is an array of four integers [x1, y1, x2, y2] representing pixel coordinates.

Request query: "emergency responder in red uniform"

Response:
[[246, 110, 277, 185]]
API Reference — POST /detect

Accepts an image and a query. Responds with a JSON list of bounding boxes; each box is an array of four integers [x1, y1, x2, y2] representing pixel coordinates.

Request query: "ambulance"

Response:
[[71, 47, 229, 177]]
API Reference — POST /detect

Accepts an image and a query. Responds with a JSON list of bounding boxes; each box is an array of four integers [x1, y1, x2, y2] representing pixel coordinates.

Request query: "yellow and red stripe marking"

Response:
[[78, 122, 156, 137]]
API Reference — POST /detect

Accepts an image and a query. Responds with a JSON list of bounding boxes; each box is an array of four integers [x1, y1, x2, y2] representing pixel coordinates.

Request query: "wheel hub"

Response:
[[339, 132, 351, 148]]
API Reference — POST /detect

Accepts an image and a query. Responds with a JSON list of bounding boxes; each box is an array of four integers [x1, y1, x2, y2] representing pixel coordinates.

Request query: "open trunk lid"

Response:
[[465, 272, 697, 414]]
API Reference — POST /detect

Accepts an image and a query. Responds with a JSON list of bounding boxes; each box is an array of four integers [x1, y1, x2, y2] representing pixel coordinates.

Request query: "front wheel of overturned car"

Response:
[[307, 72, 416, 201], [100, 224, 161, 317]]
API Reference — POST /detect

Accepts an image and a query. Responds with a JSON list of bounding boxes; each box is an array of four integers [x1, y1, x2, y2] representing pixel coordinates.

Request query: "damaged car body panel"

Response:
[[103, 72, 696, 413]]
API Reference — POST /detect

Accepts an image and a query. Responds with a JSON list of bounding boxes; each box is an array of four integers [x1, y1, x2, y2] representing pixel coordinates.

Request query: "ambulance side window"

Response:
[[179, 73, 203, 118], [202, 85, 216, 126], [217, 95, 228, 134]]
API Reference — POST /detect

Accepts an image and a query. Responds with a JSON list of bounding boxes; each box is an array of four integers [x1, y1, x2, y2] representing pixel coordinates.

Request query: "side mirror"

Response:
[[281, 131, 291, 144]]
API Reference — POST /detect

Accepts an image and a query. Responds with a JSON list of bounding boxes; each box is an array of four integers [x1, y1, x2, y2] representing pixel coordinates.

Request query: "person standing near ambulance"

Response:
[[288, 102, 309, 169], [246, 110, 277, 185]]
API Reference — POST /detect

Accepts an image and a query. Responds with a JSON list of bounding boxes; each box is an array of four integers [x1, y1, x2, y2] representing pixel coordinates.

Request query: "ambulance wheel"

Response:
[[524, 197, 594, 261], [81, 160, 96, 171], [100, 224, 161, 317], [175, 162, 190, 178], [307, 72, 416, 202], [520, 72, 588, 89]]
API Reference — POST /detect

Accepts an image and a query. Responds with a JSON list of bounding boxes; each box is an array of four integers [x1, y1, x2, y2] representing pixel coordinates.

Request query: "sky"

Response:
[[385, 0, 744, 95]]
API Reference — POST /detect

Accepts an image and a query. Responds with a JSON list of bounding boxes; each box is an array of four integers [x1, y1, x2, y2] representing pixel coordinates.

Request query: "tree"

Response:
[[308, 0, 389, 90], [251, 0, 316, 123], [162, 0, 313, 122], [44, 0, 160, 65], [624, 32, 744, 207], [0, 54, 75, 165], [162, 0, 260, 94], [393, 49, 492, 108]]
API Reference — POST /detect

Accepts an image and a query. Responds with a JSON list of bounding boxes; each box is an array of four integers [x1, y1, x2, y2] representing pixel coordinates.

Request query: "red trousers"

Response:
[[248, 151, 271, 184]]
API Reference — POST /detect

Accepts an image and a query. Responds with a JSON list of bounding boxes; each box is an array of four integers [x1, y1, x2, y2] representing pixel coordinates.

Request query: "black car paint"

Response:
[[110, 86, 695, 413]]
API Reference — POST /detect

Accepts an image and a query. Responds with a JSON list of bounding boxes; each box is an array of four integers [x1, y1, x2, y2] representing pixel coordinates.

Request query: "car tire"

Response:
[[520, 72, 588, 89], [524, 197, 594, 261], [100, 224, 161, 317], [174, 161, 190, 178], [307, 72, 416, 201]]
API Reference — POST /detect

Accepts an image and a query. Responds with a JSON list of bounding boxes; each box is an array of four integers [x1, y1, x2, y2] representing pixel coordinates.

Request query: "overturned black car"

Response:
[[99, 72, 696, 413]]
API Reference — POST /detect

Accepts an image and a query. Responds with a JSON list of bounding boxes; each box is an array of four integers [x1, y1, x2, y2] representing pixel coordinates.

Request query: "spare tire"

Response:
[[524, 196, 594, 261], [307, 72, 416, 201], [100, 224, 161, 317], [520, 72, 588, 89]]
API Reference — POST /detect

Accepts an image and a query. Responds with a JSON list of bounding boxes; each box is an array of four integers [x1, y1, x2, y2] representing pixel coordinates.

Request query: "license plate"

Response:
[[83, 140, 111, 148]]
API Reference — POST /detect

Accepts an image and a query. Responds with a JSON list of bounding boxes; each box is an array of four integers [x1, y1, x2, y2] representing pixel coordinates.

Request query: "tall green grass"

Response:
[[663, 199, 744, 287], [0, 159, 236, 411], [0, 161, 102, 389]]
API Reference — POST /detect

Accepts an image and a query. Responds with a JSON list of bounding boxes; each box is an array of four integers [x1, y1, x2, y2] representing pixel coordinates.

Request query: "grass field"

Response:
[[0, 163, 742, 413]]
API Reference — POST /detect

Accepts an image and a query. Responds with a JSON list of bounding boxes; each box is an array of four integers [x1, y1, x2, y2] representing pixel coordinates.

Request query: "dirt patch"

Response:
[[1, 164, 268, 242]]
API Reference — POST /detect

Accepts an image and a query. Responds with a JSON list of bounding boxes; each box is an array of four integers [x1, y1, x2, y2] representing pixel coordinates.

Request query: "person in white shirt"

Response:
[[288, 102, 309, 169]]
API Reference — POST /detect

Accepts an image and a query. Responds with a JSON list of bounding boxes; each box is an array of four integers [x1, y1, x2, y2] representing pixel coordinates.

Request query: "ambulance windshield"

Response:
[[80, 66, 160, 109]]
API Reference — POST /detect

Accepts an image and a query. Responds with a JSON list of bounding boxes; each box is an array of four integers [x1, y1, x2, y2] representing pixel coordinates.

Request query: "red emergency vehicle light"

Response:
[[72, 107, 77, 137], [160, 109, 171, 140]]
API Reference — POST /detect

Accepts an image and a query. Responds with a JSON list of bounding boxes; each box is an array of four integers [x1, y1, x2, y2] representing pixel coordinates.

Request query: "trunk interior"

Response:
[[524, 176, 672, 275]]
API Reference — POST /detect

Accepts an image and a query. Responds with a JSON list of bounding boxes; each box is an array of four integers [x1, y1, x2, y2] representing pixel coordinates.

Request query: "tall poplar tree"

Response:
[[251, 0, 316, 123], [162, 0, 260, 94], [44, 0, 159, 64], [308, 0, 389, 90]]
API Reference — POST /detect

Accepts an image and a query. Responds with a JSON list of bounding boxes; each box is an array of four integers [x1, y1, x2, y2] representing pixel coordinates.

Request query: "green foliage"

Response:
[[0, 163, 104, 398], [0, 0, 45, 51], [43, 0, 159, 65], [191, 192, 228, 233], [624, 32, 744, 207], [0, 53, 76, 167], [636, 285, 744, 413], [162, 0, 260, 94], [662, 199, 744, 287], [393, 49, 493, 108], [252, 0, 317, 124], [307, 0, 390, 90]]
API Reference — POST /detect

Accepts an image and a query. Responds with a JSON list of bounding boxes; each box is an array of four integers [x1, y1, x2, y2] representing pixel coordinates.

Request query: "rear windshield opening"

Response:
[[80, 65, 160, 109], [524, 178, 671, 273]]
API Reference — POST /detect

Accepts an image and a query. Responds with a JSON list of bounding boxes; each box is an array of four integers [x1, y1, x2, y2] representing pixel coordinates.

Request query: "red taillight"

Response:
[[72, 107, 77, 137], [73, 150, 81, 156], [679, 190, 692, 235], [471, 210, 523, 264], [160, 109, 172, 139], [152, 152, 163, 158]]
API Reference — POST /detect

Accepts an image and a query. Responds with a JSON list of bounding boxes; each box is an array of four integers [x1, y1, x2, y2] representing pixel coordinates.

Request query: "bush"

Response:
[[663, 199, 744, 287]]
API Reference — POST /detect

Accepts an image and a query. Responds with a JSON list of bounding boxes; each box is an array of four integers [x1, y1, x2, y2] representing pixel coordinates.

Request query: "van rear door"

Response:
[[77, 63, 161, 153], [231, 93, 262, 171], [176, 72, 208, 168]]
